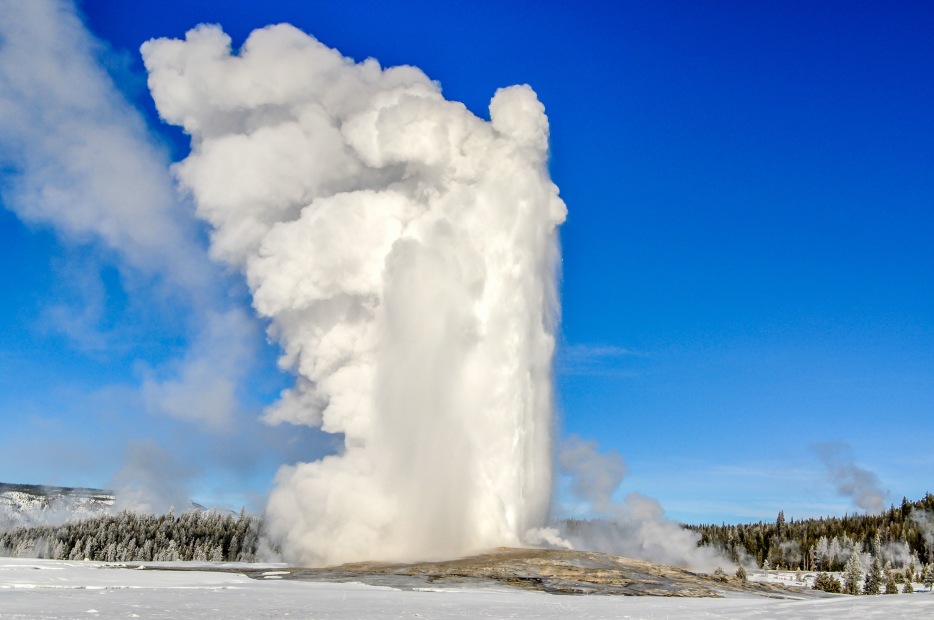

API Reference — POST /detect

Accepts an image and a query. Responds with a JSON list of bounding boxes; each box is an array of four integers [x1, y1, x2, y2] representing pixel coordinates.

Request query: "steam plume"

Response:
[[814, 442, 888, 514], [559, 434, 626, 512], [143, 24, 566, 565], [557, 436, 726, 570], [0, 0, 269, 506]]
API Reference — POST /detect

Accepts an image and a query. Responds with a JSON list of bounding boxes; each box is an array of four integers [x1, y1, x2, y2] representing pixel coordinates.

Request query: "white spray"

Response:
[[142, 24, 566, 565]]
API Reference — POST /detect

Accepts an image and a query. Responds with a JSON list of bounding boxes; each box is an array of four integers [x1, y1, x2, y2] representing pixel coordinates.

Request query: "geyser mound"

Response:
[[143, 24, 566, 565]]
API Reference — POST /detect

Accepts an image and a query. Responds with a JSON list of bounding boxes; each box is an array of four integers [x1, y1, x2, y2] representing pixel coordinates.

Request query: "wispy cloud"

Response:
[[557, 343, 647, 376], [705, 463, 823, 483]]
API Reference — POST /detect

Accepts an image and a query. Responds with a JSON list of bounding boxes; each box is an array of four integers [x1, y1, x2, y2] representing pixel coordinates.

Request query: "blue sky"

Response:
[[1, 0, 932, 523]]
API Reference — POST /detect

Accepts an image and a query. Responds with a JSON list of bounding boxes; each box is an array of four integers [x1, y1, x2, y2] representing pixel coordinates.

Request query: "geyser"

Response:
[[143, 24, 566, 565]]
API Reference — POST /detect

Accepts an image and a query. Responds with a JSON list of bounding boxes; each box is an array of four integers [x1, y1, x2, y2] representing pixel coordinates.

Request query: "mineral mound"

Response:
[[243, 547, 808, 597]]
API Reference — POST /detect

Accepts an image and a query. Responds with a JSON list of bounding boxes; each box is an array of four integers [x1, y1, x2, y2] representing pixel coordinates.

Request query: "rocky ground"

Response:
[[149, 547, 820, 598]]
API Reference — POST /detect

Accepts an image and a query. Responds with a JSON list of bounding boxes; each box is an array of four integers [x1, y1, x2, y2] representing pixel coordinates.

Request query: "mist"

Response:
[[0, 0, 306, 511], [142, 23, 565, 565], [555, 435, 727, 570]]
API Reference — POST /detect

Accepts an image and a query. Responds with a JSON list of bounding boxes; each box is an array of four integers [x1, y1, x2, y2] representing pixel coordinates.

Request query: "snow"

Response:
[[749, 569, 822, 590], [0, 488, 112, 528], [1, 558, 933, 619], [749, 569, 928, 594]]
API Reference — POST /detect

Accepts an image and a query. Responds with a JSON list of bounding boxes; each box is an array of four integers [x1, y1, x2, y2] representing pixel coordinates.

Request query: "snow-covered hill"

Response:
[[0, 482, 114, 528]]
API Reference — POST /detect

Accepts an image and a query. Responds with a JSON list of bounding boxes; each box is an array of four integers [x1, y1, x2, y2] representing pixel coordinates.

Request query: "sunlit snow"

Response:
[[2, 558, 933, 619]]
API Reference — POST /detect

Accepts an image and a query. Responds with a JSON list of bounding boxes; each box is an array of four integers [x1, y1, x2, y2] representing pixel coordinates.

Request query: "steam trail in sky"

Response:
[[814, 442, 888, 515], [143, 24, 566, 565]]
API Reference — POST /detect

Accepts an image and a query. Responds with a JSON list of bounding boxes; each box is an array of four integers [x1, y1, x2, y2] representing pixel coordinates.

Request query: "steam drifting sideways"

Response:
[[143, 24, 566, 566]]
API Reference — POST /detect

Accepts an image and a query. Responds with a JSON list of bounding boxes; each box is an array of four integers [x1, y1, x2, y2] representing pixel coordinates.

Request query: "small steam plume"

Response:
[[910, 511, 934, 561], [813, 442, 888, 514], [142, 24, 566, 565], [880, 540, 916, 569], [111, 440, 199, 514], [556, 436, 726, 570], [559, 434, 626, 512]]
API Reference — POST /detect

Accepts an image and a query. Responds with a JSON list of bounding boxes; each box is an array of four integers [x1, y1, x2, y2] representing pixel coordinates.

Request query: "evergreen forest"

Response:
[[689, 493, 934, 575], [0, 509, 266, 562]]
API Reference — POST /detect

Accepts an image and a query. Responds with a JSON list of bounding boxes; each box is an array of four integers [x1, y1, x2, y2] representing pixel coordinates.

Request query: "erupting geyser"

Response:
[[143, 24, 566, 565]]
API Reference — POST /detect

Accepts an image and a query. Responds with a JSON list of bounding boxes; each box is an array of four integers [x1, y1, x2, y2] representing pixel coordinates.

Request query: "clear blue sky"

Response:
[[1, 0, 932, 523]]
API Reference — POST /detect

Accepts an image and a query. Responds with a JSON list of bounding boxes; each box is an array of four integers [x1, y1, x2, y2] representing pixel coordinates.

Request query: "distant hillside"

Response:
[[0, 482, 114, 528]]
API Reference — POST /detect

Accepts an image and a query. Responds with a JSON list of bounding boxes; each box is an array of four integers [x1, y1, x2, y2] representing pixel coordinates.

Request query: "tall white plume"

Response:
[[143, 24, 566, 565]]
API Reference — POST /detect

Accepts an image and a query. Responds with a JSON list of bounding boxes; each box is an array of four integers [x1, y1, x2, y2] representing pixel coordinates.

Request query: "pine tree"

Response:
[[735, 565, 747, 582], [884, 570, 899, 594], [863, 558, 882, 595], [843, 552, 863, 595], [813, 572, 842, 593], [923, 563, 934, 591]]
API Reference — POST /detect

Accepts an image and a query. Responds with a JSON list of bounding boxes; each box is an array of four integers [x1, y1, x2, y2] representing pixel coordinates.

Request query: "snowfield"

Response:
[[1, 559, 933, 619]]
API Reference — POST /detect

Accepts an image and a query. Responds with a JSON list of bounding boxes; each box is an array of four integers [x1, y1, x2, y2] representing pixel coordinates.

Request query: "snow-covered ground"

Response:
[[749, 568, 927, 594], [1, 558, 933, 619], [0, 487, 113, 528]]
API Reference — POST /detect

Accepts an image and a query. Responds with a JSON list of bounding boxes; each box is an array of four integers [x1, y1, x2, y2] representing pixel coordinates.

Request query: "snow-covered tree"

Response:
[[885, 569, 899, 594], [843, 552, 863, 595], [813, 572, 842, 593], [923, 563, 934, 590], [863, 557, 882, 595]]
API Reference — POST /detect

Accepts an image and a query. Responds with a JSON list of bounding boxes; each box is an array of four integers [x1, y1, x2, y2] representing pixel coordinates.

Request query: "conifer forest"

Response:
[[0, 509, 266, 562]]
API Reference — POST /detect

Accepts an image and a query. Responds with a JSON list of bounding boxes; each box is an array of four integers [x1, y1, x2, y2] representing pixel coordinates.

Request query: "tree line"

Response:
[[688, 493, 934, 593], [0, 508, 269, 562], [688, 493, 934, 572]]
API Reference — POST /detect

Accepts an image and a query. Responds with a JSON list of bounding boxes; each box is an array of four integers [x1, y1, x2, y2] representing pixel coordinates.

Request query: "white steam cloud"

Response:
[[910, 511, 934, 560], [559, 434, 626, 512], [0, 0, 206, 294], [142, 24, 566, 565], [111, 440, 200, 514], [0, 0, 261, 506], [557, 436, 726, 570]]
